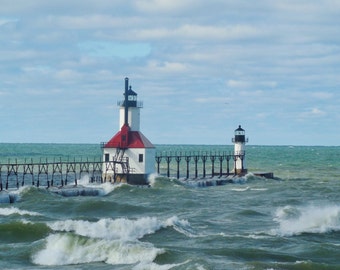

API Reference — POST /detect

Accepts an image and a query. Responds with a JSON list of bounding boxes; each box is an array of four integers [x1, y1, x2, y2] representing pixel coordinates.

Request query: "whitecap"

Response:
[[74, 174, 123, 196], [0, 206, 42, 216], [133, 260, 190, 270], [34, 216, 193, 267], [272, 204, 340, 236], [48, 216, 162, 241], [231, 186, 250, 192], [147, 173, 158, 187], [32, 233, 164, 266], [48, 215, 193, 241], [163, 216, 197, 237], [250, 188, 268, 191]]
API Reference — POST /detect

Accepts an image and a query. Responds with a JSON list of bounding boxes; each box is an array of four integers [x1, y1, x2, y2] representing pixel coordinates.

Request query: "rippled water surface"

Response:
[[0, 144, 339, 269]]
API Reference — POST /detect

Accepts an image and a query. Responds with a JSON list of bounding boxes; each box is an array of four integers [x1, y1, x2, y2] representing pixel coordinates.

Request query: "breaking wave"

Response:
[[273, 204, 340, 236], [32, 233, 163, 266], [0, 206, 42, 216], [32, 216, 191, 267]]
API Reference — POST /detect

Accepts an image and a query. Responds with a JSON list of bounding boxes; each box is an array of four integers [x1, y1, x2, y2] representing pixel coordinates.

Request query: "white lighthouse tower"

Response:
[[232, 125, 248, 175], [102, 78, 155, 185]]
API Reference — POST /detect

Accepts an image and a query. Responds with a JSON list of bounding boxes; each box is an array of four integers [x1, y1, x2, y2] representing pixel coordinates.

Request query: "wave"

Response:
[[32, 233, 164, 266], [32, 216, 192, 267], [47, 215, 191, 241], [0, 206, 42, 216], [46, 175, 126, 197], [48, 216, 160, 241], [0, 220, 50, 243], [272, 204, 340, 236], [230, 186, 250, 192], [148, 174, 185, 189], [0, 186, 34, 203], [76, 174, 123, 195]]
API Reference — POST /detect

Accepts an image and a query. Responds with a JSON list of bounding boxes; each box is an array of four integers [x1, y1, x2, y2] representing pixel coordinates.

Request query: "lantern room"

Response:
[[233, 125, 246, 143]]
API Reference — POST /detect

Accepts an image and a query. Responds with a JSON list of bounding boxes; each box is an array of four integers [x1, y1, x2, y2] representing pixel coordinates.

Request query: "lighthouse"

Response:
[[102, 78, 155, 185], [232, 125, 248, 175]]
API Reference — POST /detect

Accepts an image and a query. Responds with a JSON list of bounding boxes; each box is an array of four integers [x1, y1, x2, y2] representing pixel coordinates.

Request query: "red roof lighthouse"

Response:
[[102, 78, 155, 185]]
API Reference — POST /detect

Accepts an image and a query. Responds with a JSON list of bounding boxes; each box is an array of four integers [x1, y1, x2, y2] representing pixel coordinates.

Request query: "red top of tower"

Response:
[[104, 129, 154, 149], [104, 77, 154, 149]]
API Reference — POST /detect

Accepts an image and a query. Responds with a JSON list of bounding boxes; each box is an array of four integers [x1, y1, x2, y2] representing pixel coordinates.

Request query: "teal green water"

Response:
[[0, 144, 339, 269]]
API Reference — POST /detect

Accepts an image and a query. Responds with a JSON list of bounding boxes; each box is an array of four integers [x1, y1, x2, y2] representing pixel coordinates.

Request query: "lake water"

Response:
[[0, 144, 339, 269]]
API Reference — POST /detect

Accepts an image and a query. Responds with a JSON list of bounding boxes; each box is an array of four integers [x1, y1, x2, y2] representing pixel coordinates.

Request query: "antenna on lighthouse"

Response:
[[124, 77, 129, 126]]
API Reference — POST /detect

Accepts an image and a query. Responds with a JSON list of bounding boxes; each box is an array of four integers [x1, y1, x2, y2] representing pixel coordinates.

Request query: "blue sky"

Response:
[[0, 0, 339, 145]]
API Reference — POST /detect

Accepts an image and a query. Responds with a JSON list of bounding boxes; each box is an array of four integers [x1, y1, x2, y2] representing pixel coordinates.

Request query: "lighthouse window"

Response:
[[139, 154, 144, 163], [105, 154, 110, 162]]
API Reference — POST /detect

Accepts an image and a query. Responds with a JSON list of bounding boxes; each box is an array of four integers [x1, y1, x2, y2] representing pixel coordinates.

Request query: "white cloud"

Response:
[[227, 80, 251, 88], [146, 60, 187, 73], [0, 0, 339, 145], [299, 108, 327, 119], [135, 0, 196, 13], [51, 15, 124, 29], [136, 24, 262, 41], [78, 41, 151, 58]]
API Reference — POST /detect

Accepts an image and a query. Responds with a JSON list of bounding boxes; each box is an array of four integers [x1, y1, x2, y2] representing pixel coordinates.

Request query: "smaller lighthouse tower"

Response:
[[232, 125, 248, 175], [102, 78, 155, 185]]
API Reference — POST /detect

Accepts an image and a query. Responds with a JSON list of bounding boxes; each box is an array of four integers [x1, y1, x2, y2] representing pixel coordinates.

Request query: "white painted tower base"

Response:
[[232, 125, 248, 175]]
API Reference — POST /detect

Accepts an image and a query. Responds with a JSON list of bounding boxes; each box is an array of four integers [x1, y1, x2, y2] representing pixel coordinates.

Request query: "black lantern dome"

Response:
[[234, 125, 245, 143]]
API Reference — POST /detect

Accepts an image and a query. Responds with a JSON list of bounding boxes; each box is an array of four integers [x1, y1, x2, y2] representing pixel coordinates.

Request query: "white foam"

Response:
[[230, 186, 250, 192], [32, 233, 163, 266], [250, 188, 268, 191], [0, 206, 42, 216], [133, 260, 189, 270], [99, 182, 122, 195], [48, 216, 162, 241], [76, 174, 122, 195], [34, 216, 191, 267], [48, 216, 192, 241], [147, 173, 158, 187], [164, 216, 197, 237], [77, 174, 91, 186], [273, 204, 340, 236]]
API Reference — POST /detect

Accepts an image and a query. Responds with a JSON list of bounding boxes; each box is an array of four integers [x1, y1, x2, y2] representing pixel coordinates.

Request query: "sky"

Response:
[[0, 0, 339, 146]]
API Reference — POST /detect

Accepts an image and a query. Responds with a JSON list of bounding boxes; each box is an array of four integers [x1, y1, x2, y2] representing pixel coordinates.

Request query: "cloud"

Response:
[[78, 41, 151, 58], [299, 108, 327, 120], [135, 0, 197, 13], [146, 60, 187, 73], [135, 24, 262, 41], [0, 0, 339, 145]]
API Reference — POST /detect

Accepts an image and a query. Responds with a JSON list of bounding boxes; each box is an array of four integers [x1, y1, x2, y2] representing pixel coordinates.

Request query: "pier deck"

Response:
[[0, 158, 125, 190], [155, 151, 245, 179], [0, 151, 247, 190]]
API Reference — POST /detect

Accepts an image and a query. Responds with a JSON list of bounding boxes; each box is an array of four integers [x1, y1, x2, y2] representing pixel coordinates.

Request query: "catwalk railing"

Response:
[[0, 158, 127, 190], [155, 151, 245, 179], [0, 151, 245, 190]]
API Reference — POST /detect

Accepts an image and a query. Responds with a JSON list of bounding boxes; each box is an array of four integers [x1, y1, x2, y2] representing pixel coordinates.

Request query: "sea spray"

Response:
[[32, 216, 192, 266], [48, 217, 162, 241], [273, 204, 340, 236], [32, 233, 164, 266], [47, 216, 191, 241]]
